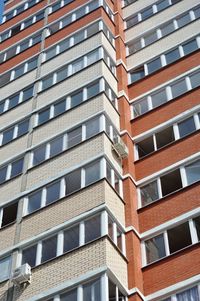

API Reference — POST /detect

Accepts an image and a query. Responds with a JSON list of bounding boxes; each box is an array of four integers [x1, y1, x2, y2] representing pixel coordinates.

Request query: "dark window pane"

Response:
[[0, 256, 10, 282], [182, 39, 198, 56], [177, 13, 191, 28], [194, 6, 200, 18], [17, 119, 29, 137], [2, 202, 18, 227], [74, 31, 85, 44], [50, 136, 63, 157], [133, 98, 148, 117], [60, 289, 77, 301], [11, 24, 21, 37], [160, 169, 182, 196], [171, 79, 187, 98], [27, 58, 38, 71], [38, 109, 50, 125], [130, 67, 145, 82], [144, 32, 157, 46], [145, 234, 166, 264], [0, 166, 7, 184], [85, 161, 100, 186], [41, 235, 57, 263], [165, 48, 180, 64], [57, 68, 68, 83], [22, 245, 37, 267], [59, 39, 70, 53], [87, 82, 100, 98], [177, 286, 200, 301], [151, 88, 167, 108], [147, 57, 162, 74], [140, 181, 159, 206], [2, 128, 14, 145], [42, 76, 53, 90], [65, 169, 81, 195], [178, 116, 196, 138], [85, 118, 100, 139], [194, 216, 200, 241], [46, 47, 57, 61], [71, 90, 83, 107], [33, 146, 46, 166], [117, 227, 122, 251], [14, 65, 24, 78], [8, 94, 19, 109], [0, 101, 5, 113], [10, 158, 23, 178], [156, 126, 175, 149], [141, 6, 153, 20], [126, 15, 138, 28], [46, 181, 60, 205], [85, 215, 101, 243], [23, 86, 34, 101], [168, 222, 192, 253], [190, 71, 200, 89], [160, 21, 174, 36], [157, 0, 169, 11], [185, 159, 200, 185], [54, 99, 66, 116], [83, 279, 101, 301], [63, 225, 79, 253], [20, 40, 30, 52], [68, 127, 82, 148], [28, 190, 42, 214], [137, 136, 154, 158]]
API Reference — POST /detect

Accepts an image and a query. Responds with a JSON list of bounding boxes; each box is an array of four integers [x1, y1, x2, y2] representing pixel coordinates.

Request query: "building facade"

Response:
[[0, 0, 199, 301]]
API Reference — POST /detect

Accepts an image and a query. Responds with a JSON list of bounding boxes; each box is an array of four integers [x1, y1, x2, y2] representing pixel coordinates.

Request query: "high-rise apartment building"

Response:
[[0, 0, 200, 300]]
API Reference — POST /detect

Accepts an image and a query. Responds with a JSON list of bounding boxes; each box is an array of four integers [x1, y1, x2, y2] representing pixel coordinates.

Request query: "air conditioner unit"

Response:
[[11, 263, 31, 286], [112, 136, 129, 159]]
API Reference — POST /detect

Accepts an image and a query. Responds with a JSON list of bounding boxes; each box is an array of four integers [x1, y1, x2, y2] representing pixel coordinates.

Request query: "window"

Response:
[[157, 0, 169, 11], [41, 235, 57, 263], [54, 99, 66, 116], [85, 118, 100, 139], [178, 116, 196, 138], [83, 279, 101, 301], [194, 216, 200, 241], [167, 222, 192, 253], [71, 90, 83, 107], [42, 75, 53, 91], [38, 108, 50, 125], [147, 57, 162, 74], [141, 6, 153, 20], [145, 234, 166, 264], [49, 136, 63, 158], [160, 169, 182, 196], [63, 225, 79, 253], [22, 245, 37, 267], [65, 169, 81, 195], [72, 58, 84, 74], [130, 66, 145, 82], [190, 71, 200, 89], [126, 15, 138, 28], [1, 202, 18, 227], [133, 98, 148, 117], [140, 181, 159, 206], [128, 39, 141, 54], [85, 161, 100, 186], [137, 136, 154, 158], [67, 127, 82, 148], [2, 128, 14, 145], [171, 78, 187, 98], [10, 158, 23, 178], [182, 39, 198, 56], [176, 286, 200, 301], [33, 146, 46, 166], [151, 88, 167, 108], [0, 256, 11, 282], [177, 12, 191, 27], [57, 67, 68, 83], [144, 32, 157, 46], [0, 166, 7, 184], [11, 24, 21, 37], [28, 190, 42, 214], [165, 48, 180, 64], [160, 21, 174, 36], [87, 82, 99, 98], [60, 289, 77, 301], [18, 119, 29, 137], [185, 159, 200, 185], [85, 215, 101, 243], [46, 181, 60, 205], [156, 126, 175, 149]]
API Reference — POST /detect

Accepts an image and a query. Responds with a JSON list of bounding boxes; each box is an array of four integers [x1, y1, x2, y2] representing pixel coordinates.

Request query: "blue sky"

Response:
[[0, 0, 4, 23]]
